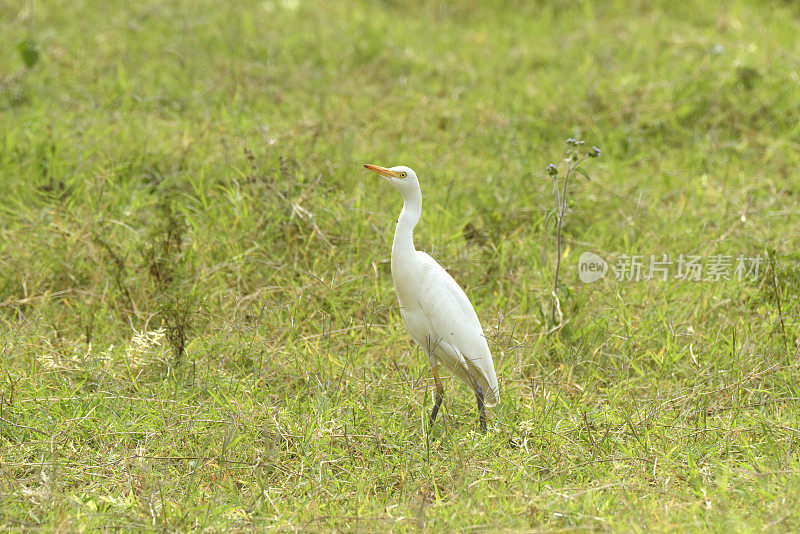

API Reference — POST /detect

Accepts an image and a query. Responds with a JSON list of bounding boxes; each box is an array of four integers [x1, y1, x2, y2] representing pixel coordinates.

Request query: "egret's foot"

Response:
[[429, 365, 445, 426], [476, 385, 487, 434], [429, 386, 444, 425], [429, 407, 439, 426]]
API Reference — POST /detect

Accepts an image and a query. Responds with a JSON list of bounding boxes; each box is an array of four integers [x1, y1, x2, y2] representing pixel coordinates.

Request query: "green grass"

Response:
[[2, 0, 800, 530]]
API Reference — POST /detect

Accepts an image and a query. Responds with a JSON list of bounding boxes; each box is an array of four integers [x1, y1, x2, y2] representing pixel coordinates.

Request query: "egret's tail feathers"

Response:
[[448, 356, 499, 407], [476, 365, 500, 407]]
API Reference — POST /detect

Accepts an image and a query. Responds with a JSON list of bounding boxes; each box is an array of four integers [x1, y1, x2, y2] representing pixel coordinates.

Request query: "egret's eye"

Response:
[[400, 172, 407, 178]]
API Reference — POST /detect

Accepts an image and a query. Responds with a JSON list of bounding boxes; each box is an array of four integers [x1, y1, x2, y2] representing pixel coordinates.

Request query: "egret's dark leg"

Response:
[[429, 365, 445, 425], [475, 383, 487, 434]]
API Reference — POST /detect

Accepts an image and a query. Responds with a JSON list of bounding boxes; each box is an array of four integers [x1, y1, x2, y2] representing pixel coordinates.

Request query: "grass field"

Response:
[[2, 0, 800, 530]]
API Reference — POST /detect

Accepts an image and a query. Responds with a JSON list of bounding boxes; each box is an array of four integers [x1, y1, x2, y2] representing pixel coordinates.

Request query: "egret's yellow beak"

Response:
[[364, 164, 400, 179]]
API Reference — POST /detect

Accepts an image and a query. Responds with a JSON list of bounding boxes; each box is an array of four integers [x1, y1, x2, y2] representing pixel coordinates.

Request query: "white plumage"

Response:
[[364, 164, 499, 433]]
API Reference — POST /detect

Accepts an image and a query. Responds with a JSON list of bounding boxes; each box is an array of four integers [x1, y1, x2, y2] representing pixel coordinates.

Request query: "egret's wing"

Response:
[[416, 254, 499, 406]]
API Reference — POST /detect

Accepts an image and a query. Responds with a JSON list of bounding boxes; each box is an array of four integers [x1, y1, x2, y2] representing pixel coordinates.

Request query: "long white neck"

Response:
[[391, 186, 422, 267]]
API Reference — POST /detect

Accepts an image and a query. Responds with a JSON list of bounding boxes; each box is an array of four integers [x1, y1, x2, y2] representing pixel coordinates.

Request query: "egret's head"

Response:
[[363, 164, 420, 198]]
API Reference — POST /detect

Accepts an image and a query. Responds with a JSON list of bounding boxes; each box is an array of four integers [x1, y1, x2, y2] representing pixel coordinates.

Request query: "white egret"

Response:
[[364, 164, 499, 433]]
